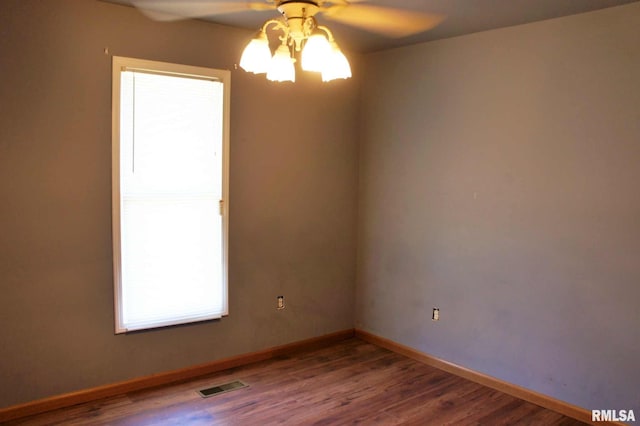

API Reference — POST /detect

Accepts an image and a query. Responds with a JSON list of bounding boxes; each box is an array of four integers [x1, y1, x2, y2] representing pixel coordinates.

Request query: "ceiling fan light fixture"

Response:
[[239, 31, 271, 74], [266, 43, 296, 83], [128, 0, 444, 82], [321, 41, 351, 82], [238, 1, 351, 83], [301, 32, 331, 72]]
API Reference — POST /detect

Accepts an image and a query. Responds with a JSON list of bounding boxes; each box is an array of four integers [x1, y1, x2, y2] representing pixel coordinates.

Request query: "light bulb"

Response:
[[267, 43, 295, 83], [301, 33, 331, 72], [239, 32, 271, 74], [321, 41, 352, 82]]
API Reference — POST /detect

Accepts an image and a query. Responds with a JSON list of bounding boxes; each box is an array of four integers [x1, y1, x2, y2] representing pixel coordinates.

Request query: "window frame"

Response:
[[111, 56, 230, 334]]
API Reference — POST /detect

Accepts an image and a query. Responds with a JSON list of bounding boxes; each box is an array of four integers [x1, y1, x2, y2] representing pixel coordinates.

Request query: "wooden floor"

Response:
[[9, 338, 587, 425]]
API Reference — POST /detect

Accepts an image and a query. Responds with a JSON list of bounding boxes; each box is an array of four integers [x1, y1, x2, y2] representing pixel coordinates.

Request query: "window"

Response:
[[112, 56, 230, 333]]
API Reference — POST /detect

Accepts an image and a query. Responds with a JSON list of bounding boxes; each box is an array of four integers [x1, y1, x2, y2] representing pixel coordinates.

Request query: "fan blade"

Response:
[[131, 0, 273, 22], [323, 4, 444, 38]]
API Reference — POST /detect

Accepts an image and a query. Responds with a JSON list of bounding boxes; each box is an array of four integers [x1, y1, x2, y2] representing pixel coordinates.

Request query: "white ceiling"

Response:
[[103, 0, 640, 52]]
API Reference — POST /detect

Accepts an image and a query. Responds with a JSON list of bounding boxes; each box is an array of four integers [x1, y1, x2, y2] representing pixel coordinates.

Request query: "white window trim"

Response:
[[111, 56, 230, 334]]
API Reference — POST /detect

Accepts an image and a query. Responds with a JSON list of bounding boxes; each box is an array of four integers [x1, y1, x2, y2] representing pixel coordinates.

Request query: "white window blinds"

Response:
[[112, 57, 229, 333]]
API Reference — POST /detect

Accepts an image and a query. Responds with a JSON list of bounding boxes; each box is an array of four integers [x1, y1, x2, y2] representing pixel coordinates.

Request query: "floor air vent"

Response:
[[197, 380, 248, 398]]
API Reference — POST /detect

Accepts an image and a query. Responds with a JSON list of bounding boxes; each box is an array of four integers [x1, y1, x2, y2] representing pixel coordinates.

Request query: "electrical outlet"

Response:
[[432, 307, 440, 321], [277, 296, 285, 310]]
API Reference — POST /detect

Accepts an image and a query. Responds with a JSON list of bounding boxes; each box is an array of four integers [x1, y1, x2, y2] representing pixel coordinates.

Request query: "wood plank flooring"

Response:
[[7, 338, 587, 425]]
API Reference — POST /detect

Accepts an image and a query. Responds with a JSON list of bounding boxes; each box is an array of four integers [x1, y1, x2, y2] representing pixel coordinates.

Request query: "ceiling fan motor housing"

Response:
[[277, 0, 321, 51]]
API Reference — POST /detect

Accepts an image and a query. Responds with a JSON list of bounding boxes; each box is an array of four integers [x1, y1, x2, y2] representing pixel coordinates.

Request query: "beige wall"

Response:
[[0, 0, 358, 407], [357, 2, 640, 412]]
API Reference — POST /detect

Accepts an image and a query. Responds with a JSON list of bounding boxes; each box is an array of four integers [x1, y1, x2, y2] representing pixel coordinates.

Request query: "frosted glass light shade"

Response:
[[239, 33, 271, 74], [322, 42, 352, 82], [267, 44, 295, 82], [301, 33, 331, 72]]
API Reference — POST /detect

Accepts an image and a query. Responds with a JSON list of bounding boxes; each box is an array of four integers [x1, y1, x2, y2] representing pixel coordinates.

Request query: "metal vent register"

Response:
[[197, 380, 248, 398]]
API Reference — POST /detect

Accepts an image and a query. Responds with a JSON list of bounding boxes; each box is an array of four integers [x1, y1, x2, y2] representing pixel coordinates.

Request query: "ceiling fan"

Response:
[[129, 0, 444, 38], [127, 0, 445, 82]]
